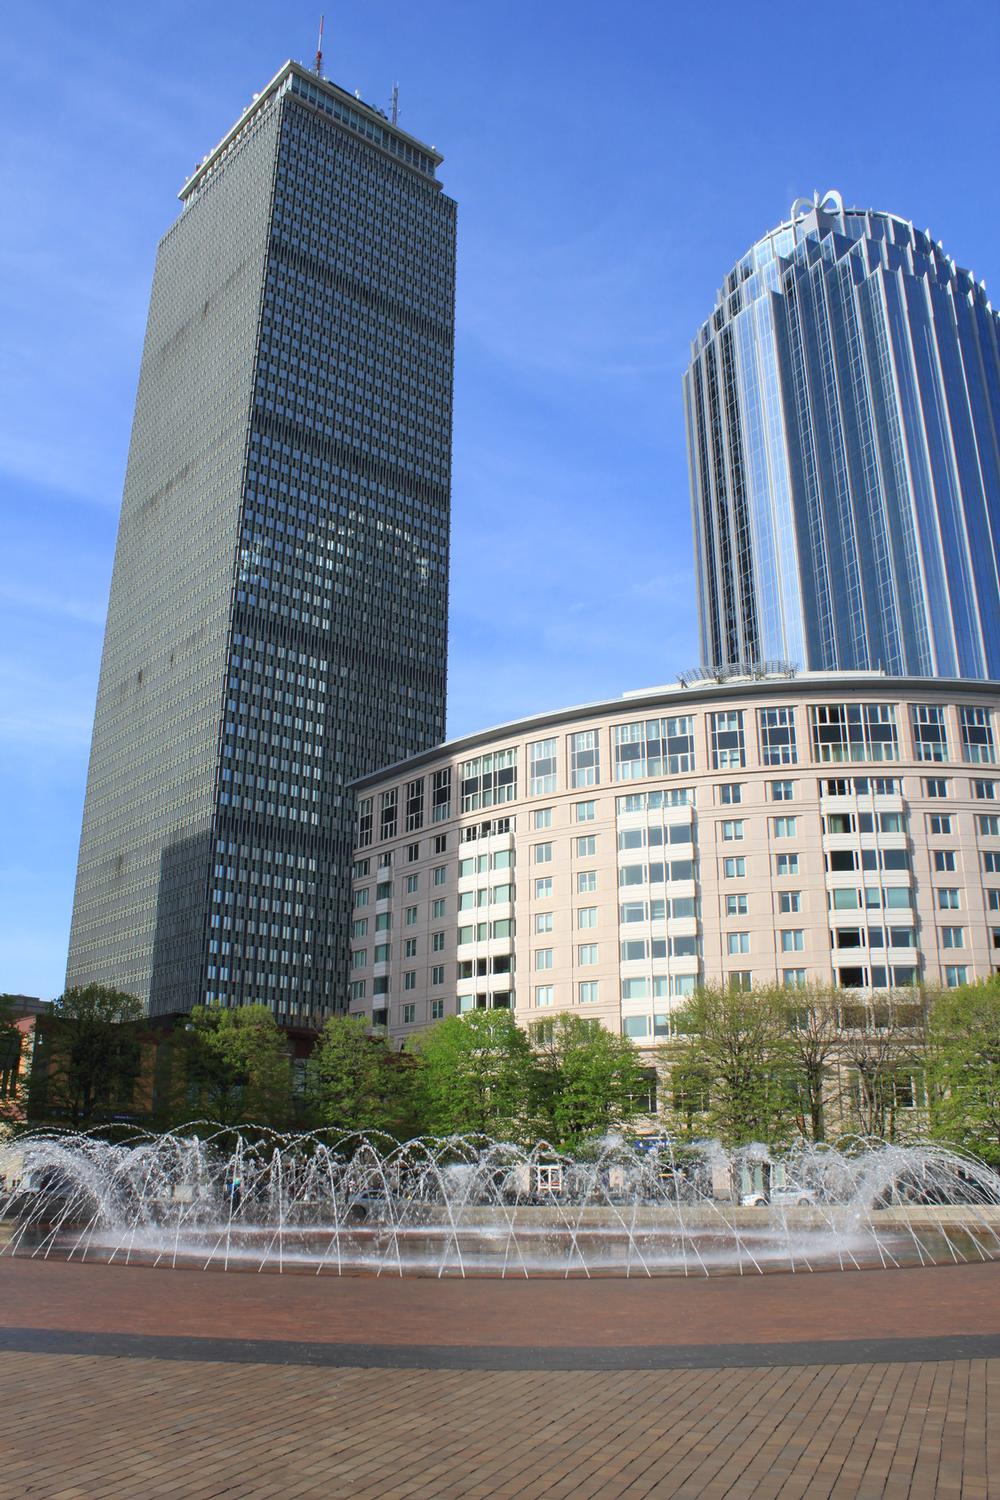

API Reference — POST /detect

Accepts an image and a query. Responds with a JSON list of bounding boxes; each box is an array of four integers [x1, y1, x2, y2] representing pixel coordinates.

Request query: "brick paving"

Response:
[[1, 1258, 999, 1497]]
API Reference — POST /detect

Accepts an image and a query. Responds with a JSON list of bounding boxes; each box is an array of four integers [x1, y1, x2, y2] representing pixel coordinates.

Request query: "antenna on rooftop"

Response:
[[315, 14, 325, 76], [391, 82, 399, 126]]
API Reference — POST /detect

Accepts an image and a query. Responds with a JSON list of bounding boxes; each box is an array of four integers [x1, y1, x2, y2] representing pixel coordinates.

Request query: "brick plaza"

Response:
[[2, 1258, 999, 1497]]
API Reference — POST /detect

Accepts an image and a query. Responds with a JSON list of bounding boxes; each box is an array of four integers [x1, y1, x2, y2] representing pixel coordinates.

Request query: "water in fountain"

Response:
[[2, 1128, 999, 1277]]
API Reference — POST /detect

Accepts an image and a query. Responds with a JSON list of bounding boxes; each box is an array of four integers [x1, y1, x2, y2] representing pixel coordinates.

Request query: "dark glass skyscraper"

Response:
[[67, 60, 456, 1021], [685, 190, 1000, 680]]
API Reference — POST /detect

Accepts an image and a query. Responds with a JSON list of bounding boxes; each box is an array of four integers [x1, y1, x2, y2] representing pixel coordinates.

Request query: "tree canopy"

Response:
[[29, 985, 144, 1125], [531, 1014, 647, 1151], [407, 1009, 535, 1140]]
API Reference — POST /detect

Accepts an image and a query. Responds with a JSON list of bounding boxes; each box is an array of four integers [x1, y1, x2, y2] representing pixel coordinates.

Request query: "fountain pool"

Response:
[[2, 1128, 999, 1278]]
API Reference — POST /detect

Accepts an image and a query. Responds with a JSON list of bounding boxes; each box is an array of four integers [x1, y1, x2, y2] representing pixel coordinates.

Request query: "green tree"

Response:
[[183, 1004, 292, 1128], [29, 985, 144, 1125], [530, 1014, 647, 1151], [779, 988, 843, 1142], [408, 1010, 534, 1139], [308, 1016, 414, 1136], [834, 995, 927, 1141], [658, 984, 795, 1149], [928, 978, 1000, 1164]]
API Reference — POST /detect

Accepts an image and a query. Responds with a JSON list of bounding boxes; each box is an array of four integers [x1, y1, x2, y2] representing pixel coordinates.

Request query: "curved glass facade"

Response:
[[684, 191, 1000, 680]]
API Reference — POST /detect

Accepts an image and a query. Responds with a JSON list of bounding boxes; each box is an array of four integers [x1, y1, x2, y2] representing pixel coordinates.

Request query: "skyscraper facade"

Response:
[[66, 60, 456, 1022], [684, 190, 1000, 681]]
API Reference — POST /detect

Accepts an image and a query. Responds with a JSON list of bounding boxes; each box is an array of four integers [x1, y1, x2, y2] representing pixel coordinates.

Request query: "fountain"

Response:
[[2, 1128, 999, 1277]]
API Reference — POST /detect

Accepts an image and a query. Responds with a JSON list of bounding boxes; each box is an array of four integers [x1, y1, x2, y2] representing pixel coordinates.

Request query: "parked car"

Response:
[[741, 1186, 816, 1207]]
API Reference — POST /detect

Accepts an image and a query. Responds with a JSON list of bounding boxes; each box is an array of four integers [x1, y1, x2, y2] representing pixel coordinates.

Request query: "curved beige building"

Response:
[[348, 672, 1000, 1045]]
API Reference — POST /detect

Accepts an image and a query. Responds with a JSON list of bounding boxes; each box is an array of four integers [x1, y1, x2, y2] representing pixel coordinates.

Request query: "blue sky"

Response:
[[1, 0, 997, 999]]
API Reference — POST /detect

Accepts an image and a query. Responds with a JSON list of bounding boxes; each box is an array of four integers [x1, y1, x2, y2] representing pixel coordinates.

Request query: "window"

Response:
[[577, 870, 597, 893], [404, 937, 417, 958], [431, 931, 445, 951], [781, 929, 805, 952], [990, 890, 1000, 911], [378, 851, 394, 869], [375, 912, 391, 933], [349, 980, 366, 1001], [575, 800, 596, 822], [535, 985, 554, 1007], [779, 890, 801, 913], [985, 852, 1000, 874], [460, 749, 517, 811], [535, 949, 553, 970], [729, 971, 752, 991], [569, 729, 600, 788], [770, 780, 794, 801], [351, 919, 368, 939], [912, 704, 948, 762], [945, 966, 968, 988], [758, 706, 797, 765], [578, 944, 598, 965], [351, 948, 367, 970], [431, 998, 444, 1019], [431, 768, 452, 823], [721, 820, 744, 841], [405, 777, 424, 832], [614, 716, 695, 780], [531, 807, 553, 832], [725, 894, 748, 916], [810, 703, 898, 762], [578, 981, 599, 1003], [576, 835, 596, 857], [941, 927, 965, 949], [979, 815, 1000, 837], [577, 907, 598, 929], [723, 856, 746, 878], [535, 877, 553, 898], [354, 887, 370, 909], [935, 850, 957, 872], [432, 898, 446, 919], [929, 814, 952, 835], [937, 889, 960, 910], [773, 816, 797, 838], [783, 970, 807, 988], [379, 788, 398, 841], [961, 707, 996, 764], [433, 865, 447, 886], [622, 1016, 649, 1039], [529, 737, 557, 796], [776, 853, 799, 876], [974, 780, 998, 800], [403, 972, 416, 992], [534, 912, 553, 934], [719, 783, 743, 805], [356, 797, 374, 849], [376, 881, 392, 901], [431, 966, 445, 987], [621, 977, 649, 1000], [534, 843, 552, 864], [925, 778, 949, 799], [727, 932, 750, 955], [710, 710, 746, 769], [352, 859, 371, 880], [405, 873, 419, 894]]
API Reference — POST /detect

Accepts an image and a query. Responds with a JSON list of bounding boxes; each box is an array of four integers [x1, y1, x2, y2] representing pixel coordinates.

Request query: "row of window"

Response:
[[358, 771, 1000, 852], [361, 706, 999, 839]]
